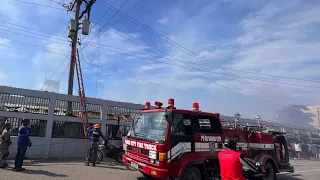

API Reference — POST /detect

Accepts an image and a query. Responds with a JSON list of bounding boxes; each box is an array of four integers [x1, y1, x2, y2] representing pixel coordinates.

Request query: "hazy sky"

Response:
[[0, 0, 320, 120]]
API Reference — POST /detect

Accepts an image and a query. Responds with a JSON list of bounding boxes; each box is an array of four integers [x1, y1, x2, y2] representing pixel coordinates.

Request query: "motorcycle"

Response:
[[93, 140, 124, 164], [242, 161, 266, 180]]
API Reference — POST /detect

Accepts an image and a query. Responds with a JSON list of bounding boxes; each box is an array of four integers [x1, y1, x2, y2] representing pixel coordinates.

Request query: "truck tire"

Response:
[[181, 167, 202, 180], [115, 151, 124, 163], [264, 162, 275, 180]]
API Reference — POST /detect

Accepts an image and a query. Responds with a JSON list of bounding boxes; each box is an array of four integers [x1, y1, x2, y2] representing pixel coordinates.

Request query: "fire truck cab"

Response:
[[123, 99, 294, 180]]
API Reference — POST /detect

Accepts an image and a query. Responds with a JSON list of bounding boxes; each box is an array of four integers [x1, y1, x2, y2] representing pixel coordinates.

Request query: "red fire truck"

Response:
[[122, 99, 294, 180]]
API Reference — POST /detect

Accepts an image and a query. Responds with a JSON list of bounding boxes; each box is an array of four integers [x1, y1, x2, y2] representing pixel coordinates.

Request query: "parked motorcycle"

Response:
[[242, 161, 266, 180], [94, 140, 124, 164]]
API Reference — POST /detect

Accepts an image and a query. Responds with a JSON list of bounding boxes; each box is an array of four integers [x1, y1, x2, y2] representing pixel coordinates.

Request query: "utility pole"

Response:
[[67, 0, 94, 115], [67, 0, 82, 115]]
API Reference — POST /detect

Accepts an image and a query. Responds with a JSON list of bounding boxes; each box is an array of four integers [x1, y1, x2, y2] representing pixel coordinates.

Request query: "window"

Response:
[[52, 121, 95, 138], [172, 113, 195, 136], [0, 117, 47, 137], [196, 115, 222, 134]]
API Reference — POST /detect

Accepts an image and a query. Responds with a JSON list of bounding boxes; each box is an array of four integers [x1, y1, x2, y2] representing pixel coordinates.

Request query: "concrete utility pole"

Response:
[[67, 0, 94, 115], [67, 0, 82, 115]]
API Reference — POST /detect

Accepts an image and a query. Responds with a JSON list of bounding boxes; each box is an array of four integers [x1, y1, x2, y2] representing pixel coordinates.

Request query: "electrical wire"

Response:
[[14, 0, 68, 11], [96, 1, 294, 106], [80, 0, 118, 43], [80, 0, 129, 50], [0, 20, 67, 41], [0, 23, 298, 105], [13, 0, 320, 84], [81, 23, 289, 105], [0, 36, 69, 57], [95, 33, 101, 97], [42, 57, 70, 90], [50, 61, 71, 92], [6, 0, 315, 106], [1, 27, 319, 89]]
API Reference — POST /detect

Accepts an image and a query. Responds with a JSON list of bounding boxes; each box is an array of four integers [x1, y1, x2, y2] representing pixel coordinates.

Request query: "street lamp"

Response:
[[234, 113, 241, 128], [255, 115, 261, 127]]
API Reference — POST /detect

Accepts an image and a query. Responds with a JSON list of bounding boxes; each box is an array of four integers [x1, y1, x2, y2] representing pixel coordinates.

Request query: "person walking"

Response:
[[0, 121, 12, 168]]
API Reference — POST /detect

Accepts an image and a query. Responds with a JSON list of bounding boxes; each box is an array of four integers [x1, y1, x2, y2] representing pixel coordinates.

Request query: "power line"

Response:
[[0, 20, 67, 41], [82, 19, 290, 106], [80, 0, 118, 43], [42, 57, 70, 90], [95, 32, 101, 97], [80, 0, 129, 50], [14, 0, 68, 11], [0, 35, 291, 105], [51, 62, 70, 92], [14, 0, 320, 84], [0, 36, 69, 57], [94, 2, 293, 107], [2, 26, 319, 90]]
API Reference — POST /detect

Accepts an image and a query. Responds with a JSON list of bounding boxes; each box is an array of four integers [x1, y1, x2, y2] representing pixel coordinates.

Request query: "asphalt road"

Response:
[[1, 159, 320, 180]]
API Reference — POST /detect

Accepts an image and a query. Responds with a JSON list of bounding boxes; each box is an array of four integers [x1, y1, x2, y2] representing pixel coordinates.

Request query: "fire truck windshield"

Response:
[[130, 112, 168, 143]]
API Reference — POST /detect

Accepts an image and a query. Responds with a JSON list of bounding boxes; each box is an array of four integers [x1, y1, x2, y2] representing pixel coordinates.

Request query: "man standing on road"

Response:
[[0, 121, 12, 168], [14, 118, 32, 171], [85, 124, 106, 167]]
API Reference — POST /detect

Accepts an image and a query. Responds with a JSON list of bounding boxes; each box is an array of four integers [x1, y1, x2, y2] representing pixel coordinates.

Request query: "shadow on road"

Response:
[[278, 173, 304, 180], [96, 164, 136, 171], [18, 169, 67, 177]]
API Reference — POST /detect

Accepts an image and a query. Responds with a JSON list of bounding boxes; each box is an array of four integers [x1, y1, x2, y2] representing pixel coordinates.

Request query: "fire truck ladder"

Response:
[[75, 49, 89, 152]]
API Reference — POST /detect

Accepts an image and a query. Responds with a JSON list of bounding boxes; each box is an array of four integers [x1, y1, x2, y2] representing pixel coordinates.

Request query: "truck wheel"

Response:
[[264, 163, 275, 180], [181, 167, 202, 180], [115, 151, 124, 163]]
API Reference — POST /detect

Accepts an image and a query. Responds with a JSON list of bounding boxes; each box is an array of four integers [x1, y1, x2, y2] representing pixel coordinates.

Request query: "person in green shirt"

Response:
[[0, 121, 12, 168]]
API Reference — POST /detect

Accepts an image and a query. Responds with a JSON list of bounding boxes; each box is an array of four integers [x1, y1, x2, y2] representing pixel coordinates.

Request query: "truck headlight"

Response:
[[123, 144, 127, 151], [149, 151, 157, 159]]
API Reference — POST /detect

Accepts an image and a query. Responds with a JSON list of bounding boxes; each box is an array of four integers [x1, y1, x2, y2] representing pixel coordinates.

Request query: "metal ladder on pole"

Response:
[[75, 48, 89, 152]]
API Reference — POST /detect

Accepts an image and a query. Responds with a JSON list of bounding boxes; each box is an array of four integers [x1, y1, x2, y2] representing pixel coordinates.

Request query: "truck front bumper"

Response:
[[123, 155, 169, 180]]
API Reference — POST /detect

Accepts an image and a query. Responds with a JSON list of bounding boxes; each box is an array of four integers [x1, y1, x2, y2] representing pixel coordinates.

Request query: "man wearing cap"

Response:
[[0, 121, 12, 168], [14, 118, 32, 171], [85, 124, 106, 166]]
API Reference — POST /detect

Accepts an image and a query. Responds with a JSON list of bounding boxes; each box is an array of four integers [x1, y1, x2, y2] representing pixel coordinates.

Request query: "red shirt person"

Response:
[[218, 138, 259, 180]]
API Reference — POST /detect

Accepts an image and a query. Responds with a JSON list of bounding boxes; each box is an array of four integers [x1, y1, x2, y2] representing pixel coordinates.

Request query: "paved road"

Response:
[[1, 159, 320, 180]]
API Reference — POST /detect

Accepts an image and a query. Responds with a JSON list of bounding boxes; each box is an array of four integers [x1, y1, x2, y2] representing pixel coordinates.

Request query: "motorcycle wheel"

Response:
[[95, 150, 103, 164], [115, 151, 124, 163]]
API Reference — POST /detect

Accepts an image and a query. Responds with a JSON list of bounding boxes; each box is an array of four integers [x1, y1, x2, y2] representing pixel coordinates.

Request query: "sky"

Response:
[[0, 0, 320, 120]]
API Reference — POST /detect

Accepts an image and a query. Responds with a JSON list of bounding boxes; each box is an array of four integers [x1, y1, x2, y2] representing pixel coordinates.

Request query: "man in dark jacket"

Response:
[[85, 124, 106, 166], [14, 118, 32, 171]]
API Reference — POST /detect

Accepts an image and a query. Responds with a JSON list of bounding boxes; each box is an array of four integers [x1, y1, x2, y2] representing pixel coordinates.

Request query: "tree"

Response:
[[275, 105, 315, 127]]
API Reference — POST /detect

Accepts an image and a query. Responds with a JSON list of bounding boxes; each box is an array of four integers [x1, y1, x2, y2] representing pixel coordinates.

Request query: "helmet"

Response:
[[224, 138, 237, 150], [93, 124, 101, 129]]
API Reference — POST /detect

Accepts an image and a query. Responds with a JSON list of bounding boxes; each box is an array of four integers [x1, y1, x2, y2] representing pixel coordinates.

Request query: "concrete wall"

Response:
[[0, 85, 144, 158]]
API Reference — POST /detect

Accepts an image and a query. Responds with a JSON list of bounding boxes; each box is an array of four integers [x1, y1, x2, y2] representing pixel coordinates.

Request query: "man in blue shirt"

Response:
[[14, 118, 32, 171], [85, 124, 106, 166]]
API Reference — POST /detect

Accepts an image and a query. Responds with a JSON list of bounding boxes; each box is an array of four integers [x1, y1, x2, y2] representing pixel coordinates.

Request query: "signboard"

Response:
[[125, 139, 157, 151]]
